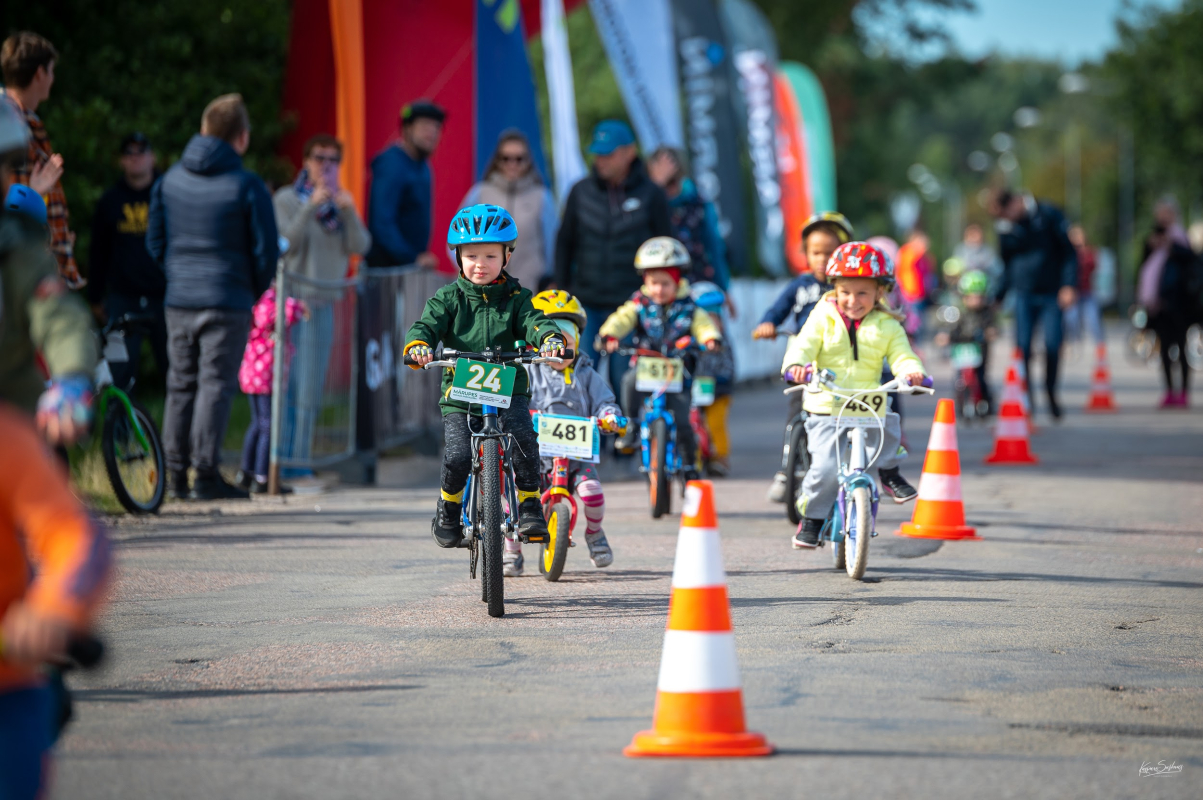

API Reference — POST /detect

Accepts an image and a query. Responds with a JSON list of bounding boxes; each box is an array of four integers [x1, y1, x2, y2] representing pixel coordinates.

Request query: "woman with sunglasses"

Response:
[[460, 129, 558, 291]]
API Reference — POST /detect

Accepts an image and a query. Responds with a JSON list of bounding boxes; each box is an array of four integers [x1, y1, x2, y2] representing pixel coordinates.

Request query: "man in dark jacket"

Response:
[[992, 190, 1078, 420], [554, 120, 672, 384], [88, 132, 166, 393], [147, 93, 279, 500]]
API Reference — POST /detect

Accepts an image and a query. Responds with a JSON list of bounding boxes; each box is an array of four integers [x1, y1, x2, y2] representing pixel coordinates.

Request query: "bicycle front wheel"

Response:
[[845, 486, 873, 581], [784, 422, 808, 525], [480, 445, 505, 617], [102, 397, 165, 514], [648, 419, 671, 519], [539, 500, 572, 582]]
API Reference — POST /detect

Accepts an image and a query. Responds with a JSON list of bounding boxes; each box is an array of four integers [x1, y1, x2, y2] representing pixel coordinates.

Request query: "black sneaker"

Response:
[[167, 470, 189, 500], [682, 467, 701, 484], [878, 467, 917, 504], [189, 474, 250, 501], [792, 517, 823, 549], [251, 479, 293, 495], [432, 499, 464, 548], [517, 498, 549, 543], [234, 470, 253, 491], [1047, 393, 1063, 422]]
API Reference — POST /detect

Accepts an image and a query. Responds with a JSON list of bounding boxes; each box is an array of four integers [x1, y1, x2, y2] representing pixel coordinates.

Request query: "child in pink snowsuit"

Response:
[[238, 285, 305, 493]]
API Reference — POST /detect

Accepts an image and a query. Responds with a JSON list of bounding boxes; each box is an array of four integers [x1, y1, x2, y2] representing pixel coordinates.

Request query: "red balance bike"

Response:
[[532, 412, 627, 581]]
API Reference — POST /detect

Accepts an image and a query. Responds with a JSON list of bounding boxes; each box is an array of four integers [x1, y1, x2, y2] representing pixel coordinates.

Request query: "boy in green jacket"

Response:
[[405, 204, 565, 548]]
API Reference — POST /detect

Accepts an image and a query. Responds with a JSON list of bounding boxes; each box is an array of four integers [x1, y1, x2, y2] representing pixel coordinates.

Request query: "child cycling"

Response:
[[934, 269, 998, 414], [782, 241, 928, 549], [404, 204, 566, 550], [691, 280, 736, 477], [1, 403, 111, 800], [599, 236, 722, 481], [754, 212, 853, 503], [522, 290, 626, 577]]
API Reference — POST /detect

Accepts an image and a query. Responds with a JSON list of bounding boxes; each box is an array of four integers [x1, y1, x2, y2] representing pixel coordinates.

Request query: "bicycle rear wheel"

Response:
[[845, 486, 873, 581], [784, 422, 808, 525], [539, 501, 572, 581], [102, 397, 165, 514], [648, 419, 671, 519], [480, 445, 505, 617]]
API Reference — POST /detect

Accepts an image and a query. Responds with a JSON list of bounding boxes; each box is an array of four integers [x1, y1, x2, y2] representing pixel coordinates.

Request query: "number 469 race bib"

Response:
[[448, 359, 517, 407]]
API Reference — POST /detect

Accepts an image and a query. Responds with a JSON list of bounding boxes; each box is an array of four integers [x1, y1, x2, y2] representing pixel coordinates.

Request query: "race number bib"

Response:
[[103, 330, 129, 363], [691, 376, 716, 407], [634, 357, 684, 393], [448, 359, 517, 408], [950, 343, 984, 369], [836, 391, 888, 418], [536, 414, 598, 462]]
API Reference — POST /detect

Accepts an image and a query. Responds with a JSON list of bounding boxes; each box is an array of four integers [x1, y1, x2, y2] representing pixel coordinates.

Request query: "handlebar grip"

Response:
[[66, 634, 105, 669], [920, 376, 935, 389], [402, 355, 418, 366], [560, 348, 575, 362]]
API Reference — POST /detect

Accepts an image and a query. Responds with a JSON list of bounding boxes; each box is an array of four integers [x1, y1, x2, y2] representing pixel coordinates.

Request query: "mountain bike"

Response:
[[94, 313, 166, 514], [408, 345, 565, 617], [533, 412, 627, 581], [786, 370, 933, 580], [948, 334, 989, 423]]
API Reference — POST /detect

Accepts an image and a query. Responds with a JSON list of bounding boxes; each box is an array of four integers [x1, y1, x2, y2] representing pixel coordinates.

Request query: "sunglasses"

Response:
[[309, 154, 342, 165], [499, 154, 528, 164]]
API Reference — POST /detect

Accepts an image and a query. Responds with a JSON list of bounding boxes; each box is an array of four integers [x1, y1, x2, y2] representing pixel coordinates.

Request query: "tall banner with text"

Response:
[[476, 0, 550, 181], [719, 0, 785, 277], [588, 0, 684, 151], [671, 0, 749, 276]]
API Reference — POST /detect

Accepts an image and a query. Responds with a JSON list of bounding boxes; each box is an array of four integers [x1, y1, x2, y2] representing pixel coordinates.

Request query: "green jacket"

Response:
[[405, 273, 559, 416], [0, 214, 99, 415]]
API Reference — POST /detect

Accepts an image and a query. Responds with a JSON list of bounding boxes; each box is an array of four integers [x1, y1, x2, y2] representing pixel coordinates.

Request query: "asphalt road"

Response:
[[54, 331, 1203, 800]]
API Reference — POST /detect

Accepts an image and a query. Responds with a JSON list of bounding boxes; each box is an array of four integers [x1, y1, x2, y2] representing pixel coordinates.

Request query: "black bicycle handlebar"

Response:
[[403, 347, 575, 366]]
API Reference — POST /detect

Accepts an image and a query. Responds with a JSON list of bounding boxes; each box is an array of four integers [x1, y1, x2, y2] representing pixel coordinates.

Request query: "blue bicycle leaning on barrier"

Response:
[[785, 369, 934, 580]]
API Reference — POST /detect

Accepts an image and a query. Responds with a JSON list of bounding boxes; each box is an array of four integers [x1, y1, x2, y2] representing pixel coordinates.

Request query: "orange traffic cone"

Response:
[[1085, 343, 1118, 412], [896, 399, 979, 540], [1011, 347, 1037, 431], [625, 481, 773, 758], [985, 366, 1039, 465]]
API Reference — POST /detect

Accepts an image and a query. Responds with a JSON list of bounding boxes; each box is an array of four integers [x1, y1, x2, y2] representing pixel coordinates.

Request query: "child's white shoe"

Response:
[[585, 530, 613, 568], [503, 543, 524, 577]]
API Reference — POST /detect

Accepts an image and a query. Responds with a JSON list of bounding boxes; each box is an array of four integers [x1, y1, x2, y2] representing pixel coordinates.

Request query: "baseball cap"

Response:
[[400, 99, 446, 125], [588, 120, 635, 155], [120, 132, 151, 155]]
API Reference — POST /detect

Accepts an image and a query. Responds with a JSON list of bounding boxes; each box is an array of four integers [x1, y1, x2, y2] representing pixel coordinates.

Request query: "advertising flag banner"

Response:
[[671, 0, 749, 276], [589, 0, 684, 150], [781, 61, 837, 214], [542, 0, 589, 202]]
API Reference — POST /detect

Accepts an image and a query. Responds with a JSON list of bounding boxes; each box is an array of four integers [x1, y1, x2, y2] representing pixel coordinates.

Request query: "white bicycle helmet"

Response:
[[634, 236, 691, 272]]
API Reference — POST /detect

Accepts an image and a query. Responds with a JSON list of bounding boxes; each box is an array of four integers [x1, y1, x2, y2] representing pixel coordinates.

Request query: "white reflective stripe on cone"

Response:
[[917, 472, 963, 501], [671, 528, 726, 589], [996, 418, 1029, 438], [657, 630, 742, 692], [927, 421, 959, 453]]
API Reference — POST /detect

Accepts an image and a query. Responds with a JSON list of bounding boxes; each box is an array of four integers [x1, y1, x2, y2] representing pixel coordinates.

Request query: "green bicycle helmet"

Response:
[[958, 270, 989, 296]]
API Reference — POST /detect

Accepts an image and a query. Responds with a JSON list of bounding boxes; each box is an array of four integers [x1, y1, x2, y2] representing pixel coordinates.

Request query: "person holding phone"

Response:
[[273, 134, 371, 482]]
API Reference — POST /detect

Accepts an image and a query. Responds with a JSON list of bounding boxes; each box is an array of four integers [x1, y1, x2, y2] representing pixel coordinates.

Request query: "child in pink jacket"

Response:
[[238, 285, 306, 493]]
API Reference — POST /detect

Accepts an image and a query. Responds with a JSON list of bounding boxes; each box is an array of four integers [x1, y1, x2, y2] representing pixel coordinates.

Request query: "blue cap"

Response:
[[588, 120, 635, 155]]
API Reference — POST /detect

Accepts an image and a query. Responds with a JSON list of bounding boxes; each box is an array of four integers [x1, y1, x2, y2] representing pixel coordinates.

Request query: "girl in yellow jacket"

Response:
[[781, 242, 928, 549]]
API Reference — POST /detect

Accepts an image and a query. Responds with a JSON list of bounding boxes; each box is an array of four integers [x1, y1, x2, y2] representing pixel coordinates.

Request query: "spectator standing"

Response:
[[646, 146, 731, 292], [991, 189, 1078, 420], [1, 31, 82, 288], [460, 129, 557, 290], [87, 132, 167, 393], [1064, 225, 1104, 346], [1138, 220, 1195, 408], [365, 99, 444, 269], [554, 120, 672, 385], [147, 93, 279, 501], [273, 133, 371, 479], [895, 230, 935, 319]]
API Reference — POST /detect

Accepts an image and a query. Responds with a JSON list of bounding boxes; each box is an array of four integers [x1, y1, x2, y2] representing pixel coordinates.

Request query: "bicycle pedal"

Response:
[[523, 532, 550, 544]]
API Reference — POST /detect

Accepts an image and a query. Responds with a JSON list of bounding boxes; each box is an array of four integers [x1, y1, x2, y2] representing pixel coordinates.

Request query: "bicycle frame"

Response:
[[461, 404, 520, 561], [639, 389, 681, 476]]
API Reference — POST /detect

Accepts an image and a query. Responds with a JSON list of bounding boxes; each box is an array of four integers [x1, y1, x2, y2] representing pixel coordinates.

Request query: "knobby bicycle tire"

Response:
[[649, 418, 671, 519], [540, 500, 572, 582], [784, 422, 808, 525], [102, 398, 165, 514], [480, 445, 505, 617]]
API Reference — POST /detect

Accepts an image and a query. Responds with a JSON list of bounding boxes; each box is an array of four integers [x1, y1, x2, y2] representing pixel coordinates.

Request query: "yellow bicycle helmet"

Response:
[[801, 212, 854, 244], [532, 289, 587, 329]]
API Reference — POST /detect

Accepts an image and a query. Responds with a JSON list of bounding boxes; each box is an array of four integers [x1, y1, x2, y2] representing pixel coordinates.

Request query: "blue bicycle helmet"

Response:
[[5, 184, 47, 226], [447, 204, 518, 249], [690, 280, 726, 313]]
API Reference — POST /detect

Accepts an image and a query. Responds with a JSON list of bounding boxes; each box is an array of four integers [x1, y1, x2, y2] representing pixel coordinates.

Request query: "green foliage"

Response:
[[4, 1, 292, 276]]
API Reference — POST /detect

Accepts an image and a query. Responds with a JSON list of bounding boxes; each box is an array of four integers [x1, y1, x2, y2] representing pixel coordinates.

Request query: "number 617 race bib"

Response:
[[448, 359, 518, 407]]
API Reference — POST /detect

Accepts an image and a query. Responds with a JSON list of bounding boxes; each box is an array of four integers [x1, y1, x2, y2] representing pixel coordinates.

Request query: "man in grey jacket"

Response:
[[147, 93, 279, 500], [273, 133, 371, 478]]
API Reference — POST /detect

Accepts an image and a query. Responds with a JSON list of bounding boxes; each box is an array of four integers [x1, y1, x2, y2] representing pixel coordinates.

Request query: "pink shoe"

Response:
[[1172, 390, 1190, 408], [1159, 391, 1178, 409]]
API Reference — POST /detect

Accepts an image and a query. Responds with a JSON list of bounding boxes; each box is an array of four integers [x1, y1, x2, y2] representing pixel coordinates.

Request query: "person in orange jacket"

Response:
[[0, 402, 111, 800]]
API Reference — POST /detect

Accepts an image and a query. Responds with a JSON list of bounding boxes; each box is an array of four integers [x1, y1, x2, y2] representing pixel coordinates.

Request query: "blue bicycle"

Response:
[[785, 369, 933, 580], [408, 345, 563, 617]]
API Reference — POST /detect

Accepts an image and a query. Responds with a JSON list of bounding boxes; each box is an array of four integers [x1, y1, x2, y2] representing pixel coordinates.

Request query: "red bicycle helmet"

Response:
[[825, 241, 893, 284]]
